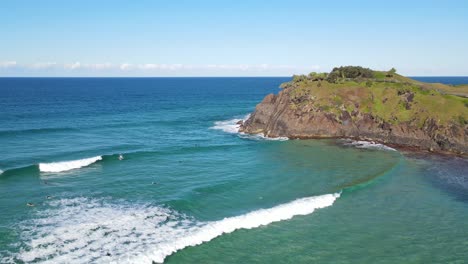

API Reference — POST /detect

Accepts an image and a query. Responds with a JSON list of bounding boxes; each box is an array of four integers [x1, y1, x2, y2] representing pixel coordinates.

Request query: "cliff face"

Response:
[[240, 77, 468, 155]]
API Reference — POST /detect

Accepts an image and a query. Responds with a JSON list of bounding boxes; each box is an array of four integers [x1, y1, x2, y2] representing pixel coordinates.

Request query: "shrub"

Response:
[[280, 82, 293, 89], [308, 72, 327, 81], [386, 67, 397, 77], [458, 115, 467, 125], [326, 71, 341, 83], [292, 74, 307, 83]]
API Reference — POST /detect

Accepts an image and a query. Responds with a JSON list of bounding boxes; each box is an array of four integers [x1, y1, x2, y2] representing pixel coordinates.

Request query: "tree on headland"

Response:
[[386, 67, 397, 77], [288, 66, 399, 86], [308, 72, 327, 81], [325, 66, 373, 83], [292, 74, 307, 82]]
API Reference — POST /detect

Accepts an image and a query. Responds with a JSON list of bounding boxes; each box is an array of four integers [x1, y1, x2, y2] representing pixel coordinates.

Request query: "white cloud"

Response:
[[87, 63, 113, 70], [0, 61, 321, 76], [1, 62, 466, 76], [29, 62, 57, 69], [0, 61, 17, 68], [138, 64, 184, 70], [119, 63, 312, 72], [0, 61, 315, 71], [138, 64, 159, 70], [168, 64, 183, 70], [119, 63, 133, 70], [197, 64, 313, 71], [64, 62, 81, 70]]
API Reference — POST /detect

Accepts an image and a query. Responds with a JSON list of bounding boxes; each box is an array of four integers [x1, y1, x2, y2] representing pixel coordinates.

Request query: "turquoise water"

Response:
[[0, 78, 467, 263]]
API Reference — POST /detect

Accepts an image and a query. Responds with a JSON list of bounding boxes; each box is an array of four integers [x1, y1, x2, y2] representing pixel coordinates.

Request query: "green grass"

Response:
[[373, 71, 387, 79], [284, 70, 468, 127]]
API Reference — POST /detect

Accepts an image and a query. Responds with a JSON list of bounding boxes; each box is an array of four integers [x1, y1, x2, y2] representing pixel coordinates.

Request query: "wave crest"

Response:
[[15, 193, 339, 263], [39, 156, 102, 173], [140, 192, 339, 263]]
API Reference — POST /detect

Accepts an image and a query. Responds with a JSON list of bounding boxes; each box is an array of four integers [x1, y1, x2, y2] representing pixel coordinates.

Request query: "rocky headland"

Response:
[[240, 66, 468, 155]]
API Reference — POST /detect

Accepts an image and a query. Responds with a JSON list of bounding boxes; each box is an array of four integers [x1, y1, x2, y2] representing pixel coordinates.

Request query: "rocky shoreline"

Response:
[[240, 90, 468, 156]]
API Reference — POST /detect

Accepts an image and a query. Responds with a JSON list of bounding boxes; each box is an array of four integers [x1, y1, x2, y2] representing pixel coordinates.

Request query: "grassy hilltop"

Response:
[[241, 66, 467, 154], [282, 66, 468, 128]]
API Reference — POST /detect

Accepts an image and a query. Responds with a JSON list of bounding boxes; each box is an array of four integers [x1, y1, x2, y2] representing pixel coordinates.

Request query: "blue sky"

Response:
[[1, 0, 467, 76]]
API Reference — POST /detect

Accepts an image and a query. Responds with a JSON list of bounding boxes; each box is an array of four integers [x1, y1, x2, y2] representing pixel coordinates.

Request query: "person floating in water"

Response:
[[118, 154, 124, 160]]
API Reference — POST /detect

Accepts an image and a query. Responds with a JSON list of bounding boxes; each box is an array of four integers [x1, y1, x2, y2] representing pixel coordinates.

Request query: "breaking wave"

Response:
[[39, 156, 103, 173], [211, 114, 288, 141], [341, 139, 396, 151], [14, 193, 339, 263], [210, 114, 250, 134]]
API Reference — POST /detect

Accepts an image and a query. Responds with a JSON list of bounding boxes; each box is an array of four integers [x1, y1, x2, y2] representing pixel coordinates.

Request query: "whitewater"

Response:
[[15, 193, 340, 264], [211, 114, 288, 141], [38, 156, 103, 173]]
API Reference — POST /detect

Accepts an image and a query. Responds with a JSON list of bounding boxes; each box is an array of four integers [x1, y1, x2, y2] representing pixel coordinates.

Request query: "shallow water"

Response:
[[0, 77, 467, 263]]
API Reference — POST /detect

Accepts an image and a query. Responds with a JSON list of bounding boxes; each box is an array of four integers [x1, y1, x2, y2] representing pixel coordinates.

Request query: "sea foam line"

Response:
[[211, 114, 288, 141], [138, 192, 339, 263], [14, 193, 339, 264], [342, 139, 396, 151], [38, 156, 103, 173]]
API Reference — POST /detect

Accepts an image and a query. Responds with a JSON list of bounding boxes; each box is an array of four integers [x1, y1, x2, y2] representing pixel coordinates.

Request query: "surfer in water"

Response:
[[118, 154, 124, 160]]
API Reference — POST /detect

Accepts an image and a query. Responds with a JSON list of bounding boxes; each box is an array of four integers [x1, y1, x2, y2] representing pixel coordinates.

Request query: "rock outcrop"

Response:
[[240, 69, 468, 155]]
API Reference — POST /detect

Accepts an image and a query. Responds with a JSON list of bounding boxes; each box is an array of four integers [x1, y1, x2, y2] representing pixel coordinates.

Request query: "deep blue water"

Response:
[[0, 77, 467, 263], [411, 76, 468, 85], [0, 77, 288, 171]]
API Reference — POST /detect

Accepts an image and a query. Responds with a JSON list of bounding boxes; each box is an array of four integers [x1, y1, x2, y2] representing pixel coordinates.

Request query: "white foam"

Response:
[[139, 192, 339, 263], [0, 169, 3, 175], [211, 114, 289, 141], [15, 193, 339, 264], [210, 114, 250, 134], [342, 139, 396, 151], [239, 132, 289, 141], [39, 156, 102, 173]]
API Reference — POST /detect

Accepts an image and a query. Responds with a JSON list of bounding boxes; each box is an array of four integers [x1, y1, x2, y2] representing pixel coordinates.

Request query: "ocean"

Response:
[[0, 77, 467, 263]]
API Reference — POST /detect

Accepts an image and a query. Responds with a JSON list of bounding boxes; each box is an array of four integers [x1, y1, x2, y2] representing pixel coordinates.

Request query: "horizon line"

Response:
[[1, 75, 468, 78]]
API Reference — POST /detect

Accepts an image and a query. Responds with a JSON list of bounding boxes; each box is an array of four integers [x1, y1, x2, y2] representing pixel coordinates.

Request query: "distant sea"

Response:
[[411, 76, 468, 85], [0, 77, 467, 263]]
